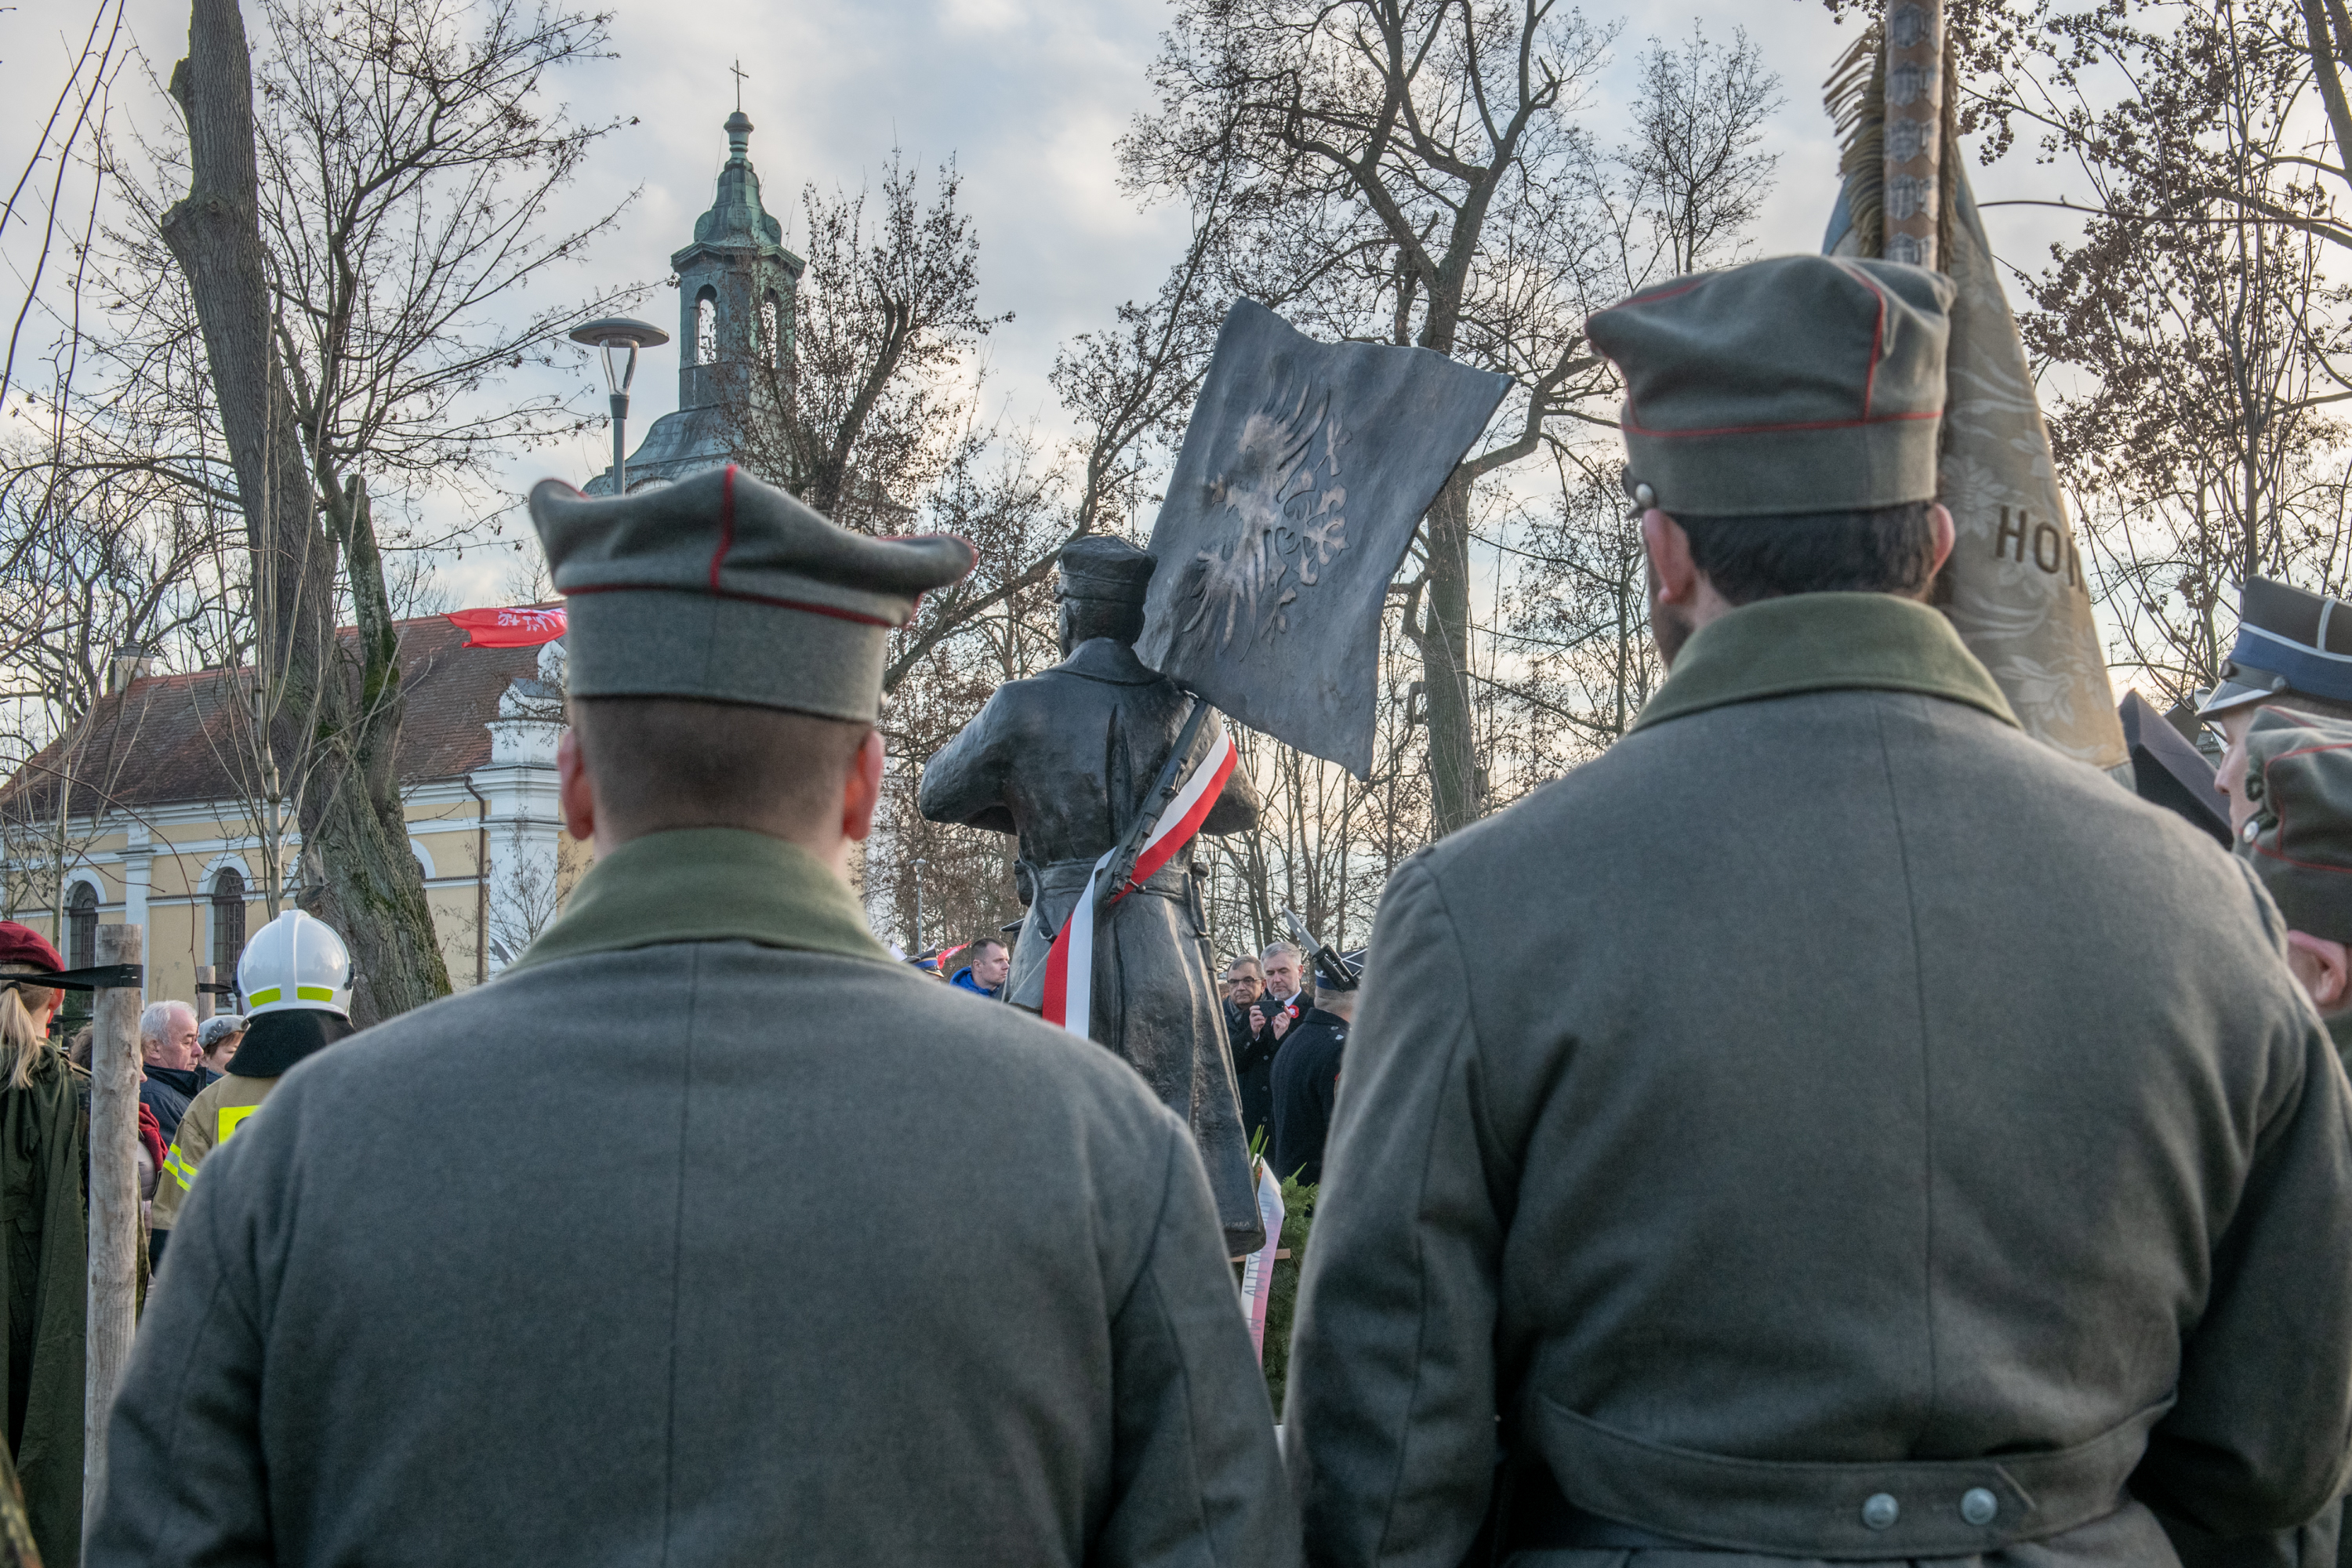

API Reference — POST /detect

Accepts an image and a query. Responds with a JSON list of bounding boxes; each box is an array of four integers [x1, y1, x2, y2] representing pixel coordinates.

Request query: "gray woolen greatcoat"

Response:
[[85, 940, 1298, 1567], [1283, 640, 2352, 1566]]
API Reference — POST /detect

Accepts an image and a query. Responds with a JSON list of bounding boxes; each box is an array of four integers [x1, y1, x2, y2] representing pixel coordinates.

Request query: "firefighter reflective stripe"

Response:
[[162, 1145, 201, 1193], [295, 985, 333, 1002], [246, 987, 281, 1006]]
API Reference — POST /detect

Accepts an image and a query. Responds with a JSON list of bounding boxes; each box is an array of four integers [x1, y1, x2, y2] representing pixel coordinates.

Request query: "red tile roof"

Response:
[[0, 616, 546, 820]]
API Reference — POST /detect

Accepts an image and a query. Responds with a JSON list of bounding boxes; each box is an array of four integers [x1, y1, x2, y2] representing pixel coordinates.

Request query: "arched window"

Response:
[[760, 294, 781, 366], [695, 288, 719, 365], [67, 883, 96, 970], [211, 866, 247, 971]]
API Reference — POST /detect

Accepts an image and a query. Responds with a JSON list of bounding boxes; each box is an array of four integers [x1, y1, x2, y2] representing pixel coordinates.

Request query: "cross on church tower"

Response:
[[730, 58, 748, 111]]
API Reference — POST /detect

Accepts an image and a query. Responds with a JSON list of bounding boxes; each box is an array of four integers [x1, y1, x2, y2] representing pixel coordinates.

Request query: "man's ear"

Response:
[[1640, 508, 1700, 606], [2287, 929, 2352, 1008], [557, 728, 597, 844], [842, 728, 887, 844], [1928, 502, 1956, 579]]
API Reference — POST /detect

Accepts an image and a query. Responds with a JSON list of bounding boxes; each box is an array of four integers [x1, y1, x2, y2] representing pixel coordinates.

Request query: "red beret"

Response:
[[0, 922, 64, 975]]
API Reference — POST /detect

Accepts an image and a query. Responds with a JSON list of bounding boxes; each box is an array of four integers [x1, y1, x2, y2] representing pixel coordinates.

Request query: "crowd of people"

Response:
[[1221, 945, 1352, 1185], [0, 252, 2347, 1568]]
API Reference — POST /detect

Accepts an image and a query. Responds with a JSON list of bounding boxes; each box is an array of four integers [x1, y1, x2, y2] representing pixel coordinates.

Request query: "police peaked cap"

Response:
[[2200, 576, 2352, 718], [529, 465, 976, 724], [1586, 255, 1954, 519]]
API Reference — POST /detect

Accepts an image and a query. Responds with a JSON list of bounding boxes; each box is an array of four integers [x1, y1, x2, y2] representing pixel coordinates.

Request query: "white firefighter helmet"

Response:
[[237, 909, 353, 1019]]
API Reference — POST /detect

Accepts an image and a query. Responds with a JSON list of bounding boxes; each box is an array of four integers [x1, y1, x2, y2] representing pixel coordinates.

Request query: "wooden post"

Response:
[[194, 964, 215, 1023], [84, 923, 140, 1539], [1882, 0, 1944, 268]]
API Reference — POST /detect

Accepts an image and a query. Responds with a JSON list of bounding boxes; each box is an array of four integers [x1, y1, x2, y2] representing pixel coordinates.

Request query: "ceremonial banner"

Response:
[[1825, 141, 2125, 768], [1136, 299, 1510, 779], [445, 606, 566, 648]]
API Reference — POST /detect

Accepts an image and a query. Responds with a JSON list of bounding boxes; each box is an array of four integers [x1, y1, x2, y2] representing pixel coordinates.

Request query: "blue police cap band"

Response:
[[2227, 620, 2352, 703]]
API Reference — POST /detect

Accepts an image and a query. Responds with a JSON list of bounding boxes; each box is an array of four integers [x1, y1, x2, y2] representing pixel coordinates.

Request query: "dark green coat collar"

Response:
[[506, 828, 895, 976], [1631, 593, 2020, 736]]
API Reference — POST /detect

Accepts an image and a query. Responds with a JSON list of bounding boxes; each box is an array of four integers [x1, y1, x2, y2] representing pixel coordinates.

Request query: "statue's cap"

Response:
[[1058, 535, 1153, 604], [1587, 254, 1954, 519], [528, 464, 975, 724]]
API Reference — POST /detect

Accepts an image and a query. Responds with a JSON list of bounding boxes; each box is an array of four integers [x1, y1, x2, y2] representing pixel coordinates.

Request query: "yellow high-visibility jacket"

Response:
[[151, 1074, 276, 1233]]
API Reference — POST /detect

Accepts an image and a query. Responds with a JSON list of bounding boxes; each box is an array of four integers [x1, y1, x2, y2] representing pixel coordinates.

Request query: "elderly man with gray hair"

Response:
[[1232, 942, 1310, 1145], [136, 1000, 203, 1143]]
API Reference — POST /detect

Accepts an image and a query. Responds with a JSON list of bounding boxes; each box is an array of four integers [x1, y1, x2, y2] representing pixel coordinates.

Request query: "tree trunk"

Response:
[[1417, 470, 1479, 838], [162, 0, 451, 1025], [84, 924, 140, 1538], [319, 477, 453, 1022]]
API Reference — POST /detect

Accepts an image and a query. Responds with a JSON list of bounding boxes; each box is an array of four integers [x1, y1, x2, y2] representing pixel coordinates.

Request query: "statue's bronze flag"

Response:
[[1136, 299, 1509, 779], [1823, 23, 2126, 768]]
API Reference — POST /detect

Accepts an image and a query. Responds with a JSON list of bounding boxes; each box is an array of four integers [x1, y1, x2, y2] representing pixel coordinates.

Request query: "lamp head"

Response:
[[568, 316, 670, 396]]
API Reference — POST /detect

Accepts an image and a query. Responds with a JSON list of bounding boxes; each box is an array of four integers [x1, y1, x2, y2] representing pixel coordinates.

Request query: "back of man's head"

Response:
[[1678, 503, 1941, 605], [1588, 257, 1954, 607], [570, 697, 871, 844]]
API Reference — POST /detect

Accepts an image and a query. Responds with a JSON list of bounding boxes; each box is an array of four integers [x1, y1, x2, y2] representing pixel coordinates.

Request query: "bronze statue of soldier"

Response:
[[919, 537, 1265, 1254]]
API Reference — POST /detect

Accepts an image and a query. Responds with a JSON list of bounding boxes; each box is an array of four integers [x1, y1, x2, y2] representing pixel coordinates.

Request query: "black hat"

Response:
[[1313, 948, 1360, 993], [1058, 536, 1154, 604], [2118, 691, 2230, 847], [2200, 576, 2352, 718]]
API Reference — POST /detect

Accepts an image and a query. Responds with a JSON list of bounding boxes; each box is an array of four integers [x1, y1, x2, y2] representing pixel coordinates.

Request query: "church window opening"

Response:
[[760, 294, 781, 366], [67, 882, 96, 970], [211, 866, 247, 971], [695, 288, 718, 365]]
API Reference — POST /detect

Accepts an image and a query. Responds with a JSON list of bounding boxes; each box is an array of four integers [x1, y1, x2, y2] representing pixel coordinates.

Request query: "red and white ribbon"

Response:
[[1240, 1160, 1287, 1359], [1041, 725, 1237, 1038]]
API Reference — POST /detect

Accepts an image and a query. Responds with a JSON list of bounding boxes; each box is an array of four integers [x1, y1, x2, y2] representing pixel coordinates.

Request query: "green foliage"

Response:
[[1260, 1173, 1316, 1419]]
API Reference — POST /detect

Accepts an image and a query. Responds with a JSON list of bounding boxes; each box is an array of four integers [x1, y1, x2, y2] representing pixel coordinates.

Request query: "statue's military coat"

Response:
[[1283, 594, 2352, 1568], [920, 637, 1265, 1254], [88, 830, 1298, 1568]]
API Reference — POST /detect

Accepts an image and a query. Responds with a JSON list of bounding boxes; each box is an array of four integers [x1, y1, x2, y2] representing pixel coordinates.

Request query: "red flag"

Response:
[[445, 606, 566, 648]]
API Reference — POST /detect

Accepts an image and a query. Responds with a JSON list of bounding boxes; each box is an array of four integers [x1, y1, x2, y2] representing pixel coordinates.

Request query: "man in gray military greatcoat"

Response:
[[1281, 256, 2352, 1567], [920, 535, 1265, 1255], [88, 465, 1298, 1568]]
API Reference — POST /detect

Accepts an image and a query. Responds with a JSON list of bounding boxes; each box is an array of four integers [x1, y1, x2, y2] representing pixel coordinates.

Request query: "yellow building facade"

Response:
[[0, 619, 580, 1011]]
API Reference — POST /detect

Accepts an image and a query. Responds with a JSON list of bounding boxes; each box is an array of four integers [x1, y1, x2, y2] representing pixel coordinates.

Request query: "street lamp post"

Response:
[[568, 316, 670, 493]]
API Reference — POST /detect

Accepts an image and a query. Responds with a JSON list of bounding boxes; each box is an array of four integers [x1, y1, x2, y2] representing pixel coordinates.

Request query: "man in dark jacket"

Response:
[[1272, 981, 1352, 1186], [136, 1000, 203, 1143], [1225, 962, 1275, 1146]]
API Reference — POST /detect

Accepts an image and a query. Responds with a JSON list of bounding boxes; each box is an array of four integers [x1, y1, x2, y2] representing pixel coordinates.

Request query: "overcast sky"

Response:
[[2, 0, 2088, 610]]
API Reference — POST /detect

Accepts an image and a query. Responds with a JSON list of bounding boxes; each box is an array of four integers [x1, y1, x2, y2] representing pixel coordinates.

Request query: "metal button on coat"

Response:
[[1861, 1494, 1900, 1530], [1961, 1488, 1998, 1526]]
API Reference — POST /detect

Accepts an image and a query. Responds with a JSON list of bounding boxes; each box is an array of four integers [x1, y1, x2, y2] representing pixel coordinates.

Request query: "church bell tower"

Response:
[[586, 108, 804, 493]]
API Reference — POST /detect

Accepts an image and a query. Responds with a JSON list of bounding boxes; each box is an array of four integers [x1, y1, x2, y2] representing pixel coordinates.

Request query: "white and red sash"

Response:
[[1040, 726, 1237, 1038]]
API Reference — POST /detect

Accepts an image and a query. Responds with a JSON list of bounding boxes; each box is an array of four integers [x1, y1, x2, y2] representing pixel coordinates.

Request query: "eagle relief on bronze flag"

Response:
[[1137, 299, 1510, 778]]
